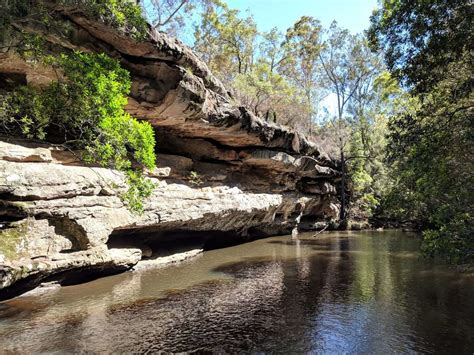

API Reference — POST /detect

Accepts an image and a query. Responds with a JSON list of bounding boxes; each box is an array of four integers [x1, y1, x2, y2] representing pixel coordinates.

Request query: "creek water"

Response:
[[0, 230, 473, 353]]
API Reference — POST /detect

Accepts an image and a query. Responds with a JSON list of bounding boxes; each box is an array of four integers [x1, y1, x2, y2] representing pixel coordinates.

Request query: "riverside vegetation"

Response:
[[0, 0, 472, 263]]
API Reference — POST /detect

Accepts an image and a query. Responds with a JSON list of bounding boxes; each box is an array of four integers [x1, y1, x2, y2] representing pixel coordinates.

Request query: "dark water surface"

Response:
[[1, 231, 473, 353]]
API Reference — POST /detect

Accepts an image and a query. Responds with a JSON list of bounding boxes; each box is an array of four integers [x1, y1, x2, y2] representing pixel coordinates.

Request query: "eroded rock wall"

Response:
[[0, 139, 339, 300], [0, 6, 341, 300]]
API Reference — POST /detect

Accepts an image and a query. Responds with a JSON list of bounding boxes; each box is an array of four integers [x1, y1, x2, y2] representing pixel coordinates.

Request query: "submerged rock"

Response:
[[133, 249, 204, 271]]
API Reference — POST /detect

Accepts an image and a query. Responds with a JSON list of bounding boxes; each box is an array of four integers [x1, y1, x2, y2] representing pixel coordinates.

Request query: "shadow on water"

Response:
[[0, 231, 473, 353]]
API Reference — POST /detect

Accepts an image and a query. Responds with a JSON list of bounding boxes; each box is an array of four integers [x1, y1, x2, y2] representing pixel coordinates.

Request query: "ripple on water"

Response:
[[0, 231, 473, 353]]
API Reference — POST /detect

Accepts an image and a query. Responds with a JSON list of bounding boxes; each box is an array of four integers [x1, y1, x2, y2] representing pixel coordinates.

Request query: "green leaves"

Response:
[[122, 170, 156, 215], [0, 51, 156, 214], [0, 1, 154, 213], [1, 85, 51, 140], [368, 0, 472, 93], [193, 0, 257, 78], [65, 0, 148, 40], [94, 111, 156, 172], [422, 213, 474, 264], [370, 0, 473, 263]]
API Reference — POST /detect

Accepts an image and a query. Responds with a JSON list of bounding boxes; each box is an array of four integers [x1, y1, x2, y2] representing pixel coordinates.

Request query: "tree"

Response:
[[346, 69, 399, 223], [234, 61, 287, 117], [369, 0, 473, 262], [281, 16, 323, 133], [314, 25, 396, 227], [368, 0, 473, 94], [192, 3, 313, 130], [259, 27, 287, 74], [193, 0, 257, 83], [145, 0, 188, 28], [317, 24, 375, 222], [141, 0, 208, 37]]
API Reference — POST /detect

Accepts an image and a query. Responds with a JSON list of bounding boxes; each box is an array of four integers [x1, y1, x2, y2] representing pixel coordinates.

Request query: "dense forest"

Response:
[[0, 0, 472, 263]]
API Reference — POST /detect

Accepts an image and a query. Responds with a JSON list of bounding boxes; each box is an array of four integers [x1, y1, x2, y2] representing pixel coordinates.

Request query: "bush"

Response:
[[422, 213, 474, 264], [0, 51, 156, 213]]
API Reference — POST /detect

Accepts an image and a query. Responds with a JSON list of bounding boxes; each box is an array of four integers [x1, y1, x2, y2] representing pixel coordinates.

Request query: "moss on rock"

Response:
[[0, 223, 27, 261]]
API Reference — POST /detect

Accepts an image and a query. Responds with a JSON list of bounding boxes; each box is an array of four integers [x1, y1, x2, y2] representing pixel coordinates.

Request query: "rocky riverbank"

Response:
[[0, 6, 341, 300]]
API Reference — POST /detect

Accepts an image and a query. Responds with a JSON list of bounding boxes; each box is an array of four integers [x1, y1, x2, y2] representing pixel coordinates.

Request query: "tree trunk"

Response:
[[340, 147, 346, 222]]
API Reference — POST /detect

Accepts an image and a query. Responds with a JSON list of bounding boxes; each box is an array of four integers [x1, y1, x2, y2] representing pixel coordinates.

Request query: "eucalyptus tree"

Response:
[[281, 16, 323, 133], [143, 0, 190, 29], [139, 0, 208, 38], [259, 27, 288, 74], [317, 23, 373, 222], [193, 0, 257, 83]]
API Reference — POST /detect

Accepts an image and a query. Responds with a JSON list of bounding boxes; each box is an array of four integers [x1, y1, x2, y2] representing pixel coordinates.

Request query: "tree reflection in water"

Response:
[[0, 231, 473, 353]]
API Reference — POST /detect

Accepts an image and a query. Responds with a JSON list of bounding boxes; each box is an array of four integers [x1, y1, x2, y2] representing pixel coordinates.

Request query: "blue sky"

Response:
[[178, 0, 378, 44], [227, 0, 378, 34], [224, 0, 379, 117]]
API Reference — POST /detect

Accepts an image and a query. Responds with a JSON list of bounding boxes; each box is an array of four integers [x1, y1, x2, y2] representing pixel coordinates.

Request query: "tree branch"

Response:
[[152, 0, 187, 28]]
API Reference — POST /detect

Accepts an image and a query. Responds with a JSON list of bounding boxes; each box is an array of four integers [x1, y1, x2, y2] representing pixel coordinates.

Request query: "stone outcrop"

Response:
[[0, 6, 341, 300]]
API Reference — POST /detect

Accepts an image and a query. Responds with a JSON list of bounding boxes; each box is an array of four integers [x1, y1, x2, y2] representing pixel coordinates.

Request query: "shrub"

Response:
[[0, 51, 156, 213]]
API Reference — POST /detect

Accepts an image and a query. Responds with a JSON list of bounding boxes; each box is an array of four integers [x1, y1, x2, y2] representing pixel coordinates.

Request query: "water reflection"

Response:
[[0, 231, 473, 353]]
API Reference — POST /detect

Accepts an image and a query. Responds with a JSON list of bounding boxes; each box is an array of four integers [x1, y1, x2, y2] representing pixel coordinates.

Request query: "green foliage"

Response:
[[194, 0, 257, 78], [193, 5, 314, 130], [349, 146, 377, 217], [346, 112, 389, 220], [315, 29, 391, 223], [280, 16, 322, 130], [370, 0, 473, 263], [422, 213, 474, 264], [145, 0, 199, 37], [384, 67, 474, 261], [122, 170, 156, 214], [67, 0, 148, 40], [0, 1, 154, 213], [234, 61, 297, 118], [1, 86, 51, 140], [282, 16, 322, 94], [188, 170, 203, 186], [0, 51, 156, 214], [368, 0, 472, 94], [0, 0, 148, 44]]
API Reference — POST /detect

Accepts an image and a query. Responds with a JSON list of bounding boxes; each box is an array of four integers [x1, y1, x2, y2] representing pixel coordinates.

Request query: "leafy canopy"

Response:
[[368, 0, 473, 93], [369, 0, 473, 263]]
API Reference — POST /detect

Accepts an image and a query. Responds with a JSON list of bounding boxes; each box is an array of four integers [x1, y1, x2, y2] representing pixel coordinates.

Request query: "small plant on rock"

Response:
[[188, 171, 203, 186]]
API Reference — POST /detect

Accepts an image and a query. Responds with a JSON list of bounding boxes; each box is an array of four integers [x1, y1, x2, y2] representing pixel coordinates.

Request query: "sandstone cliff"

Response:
[[0, 7, 341, 300]]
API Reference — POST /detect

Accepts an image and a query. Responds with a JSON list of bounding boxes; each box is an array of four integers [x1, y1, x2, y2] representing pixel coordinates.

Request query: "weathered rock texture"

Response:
[[0, 7, 341, 300]]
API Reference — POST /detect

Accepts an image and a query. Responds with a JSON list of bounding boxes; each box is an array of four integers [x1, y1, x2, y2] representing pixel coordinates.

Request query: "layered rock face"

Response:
[[0, 7, 340, 300]]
